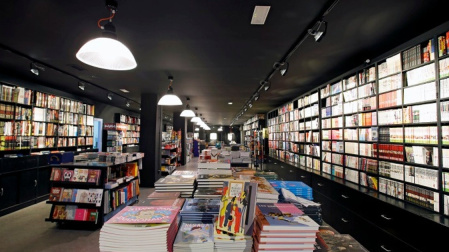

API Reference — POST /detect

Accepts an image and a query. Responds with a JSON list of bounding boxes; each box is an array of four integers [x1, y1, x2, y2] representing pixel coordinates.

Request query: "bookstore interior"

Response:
[[1, 1, 449, 252]]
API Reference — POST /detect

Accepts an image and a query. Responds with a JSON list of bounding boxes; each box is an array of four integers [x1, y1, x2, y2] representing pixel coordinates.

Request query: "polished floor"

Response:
[[0, 159, 199, 252]]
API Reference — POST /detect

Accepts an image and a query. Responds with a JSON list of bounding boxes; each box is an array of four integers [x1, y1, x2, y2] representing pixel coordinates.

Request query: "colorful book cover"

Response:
[[88, 209, 98, 222], [75, 189, 89, 203], [106, 206, 179, 224], [71, 189, 78, 202], [49, 187, 63, 201], [74, 208, 89, 221], [70, 168, 80, 182], [216, 180, 252, 235], [62, 169, 74, 181], [181, 198, 221, 213], [60, 188, 73, 202], [77, 169, 89, 182], [52, 205, 66, 220], [87, 169, 101, 184], [174, 221, 214, 245], [147, 191, 181, 199], [256, 203, 319, 231]]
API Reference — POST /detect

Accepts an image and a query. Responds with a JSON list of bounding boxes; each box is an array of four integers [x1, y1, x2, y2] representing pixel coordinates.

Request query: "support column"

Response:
[[140, 93, 161, 187], [173, 112, 187, 165]]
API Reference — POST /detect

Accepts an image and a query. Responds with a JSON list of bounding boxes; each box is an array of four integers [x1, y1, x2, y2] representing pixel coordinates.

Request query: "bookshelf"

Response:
[[114, 113, 140, 152], [161, 129, 181, 174], [266, 25, 449, 252], [243, 114, 265, 158], [45, 157, 141, 226], [0, 82, 94, 156]]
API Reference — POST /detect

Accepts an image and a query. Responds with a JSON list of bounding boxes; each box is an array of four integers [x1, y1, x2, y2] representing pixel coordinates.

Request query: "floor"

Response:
[[0, 159, 199, 252]]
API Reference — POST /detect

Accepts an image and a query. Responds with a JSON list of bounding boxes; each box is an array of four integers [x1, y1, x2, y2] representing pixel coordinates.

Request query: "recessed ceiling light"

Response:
[[224, 118, 226, 119], [120, 89, 130, 93], [251, 6, 271, 25], [228, 101, 233, 105]]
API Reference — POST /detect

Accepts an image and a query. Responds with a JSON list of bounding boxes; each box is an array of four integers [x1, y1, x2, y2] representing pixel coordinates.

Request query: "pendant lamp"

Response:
[[158, 76, 183, 106], [76, 0, 137, 71], [180, 97, 195, 117]]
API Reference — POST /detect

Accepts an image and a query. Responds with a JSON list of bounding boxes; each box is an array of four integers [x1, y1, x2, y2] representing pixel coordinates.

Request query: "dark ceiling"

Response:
[[0, 0, 448, 126]]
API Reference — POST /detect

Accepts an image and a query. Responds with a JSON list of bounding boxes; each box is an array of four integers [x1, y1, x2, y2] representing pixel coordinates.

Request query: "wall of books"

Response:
[[268, 29, 449, 216], [0, 82, 94, 154]]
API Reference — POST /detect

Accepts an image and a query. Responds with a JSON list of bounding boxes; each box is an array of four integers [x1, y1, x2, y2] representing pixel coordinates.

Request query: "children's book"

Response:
[[50, 168, 62, 181], [75, 189, 89, 203], [52, 205, 66, 220], [74, 208, 89, 221], [216, 180, 256, 235], [65, 205, 77, 220], [87, 188, 103, 207], [106, 206, 179, 224], [60, 188, 73, 202], [62, 169, 74, 181], [77, 169, 89, 182], [49, 187, 63, 201], [255, 203, 319, 231], [87, 169, 101, 184], [173, 221, 214, 246]]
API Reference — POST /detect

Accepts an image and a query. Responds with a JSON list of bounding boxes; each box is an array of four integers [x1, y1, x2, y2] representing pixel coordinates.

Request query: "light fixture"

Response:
[[195, 127, 199, 131], [78, 82, 86, 91], [126, 100, 130, 107], [210, 133, 217, 140], [228, 101, 233, 105], [107, 93, 113, 100], [261, 80, 271, 91], [158, 76, 183, 106], [251, 6, 271, 25], [30, 62, 43, 76], [249, 103, 253, 108], [119, 89, 129, 93], [274, 62, 289, 76], [139, 107, 141, 111], [244, 106, 248, 112], [308, 20, 327, 42], [218, 127, 223, 132], [254, 93, 260, 101], [76, 0, 137, 70], [191, 113, 201, 123], [180, 97, 195, 117]]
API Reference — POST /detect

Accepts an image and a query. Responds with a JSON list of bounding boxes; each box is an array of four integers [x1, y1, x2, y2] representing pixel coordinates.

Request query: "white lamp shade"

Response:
[[191, 116, 200, 123], [158, 94, 183, 106], [210, 133, 217, 140], [180, 109, 195, 117], [218, 127, 223, 131], [76, 37, 137, 71], [195, 127, 199, 131]]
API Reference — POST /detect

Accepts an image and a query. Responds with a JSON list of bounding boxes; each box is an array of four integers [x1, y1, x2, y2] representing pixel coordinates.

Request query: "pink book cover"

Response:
[[106, 206, 179, 224], [74, 208, 88, 221]]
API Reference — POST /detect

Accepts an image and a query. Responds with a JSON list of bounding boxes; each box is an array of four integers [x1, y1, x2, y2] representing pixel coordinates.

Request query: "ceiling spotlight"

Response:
[[30, 63, 39, 75], [107, 93, 113, 100], [76, 0, 137, 70], [228, 101, 233, 105], [249, 103, 253, 108], [308, 20, 327, 42], [158, 76, 183, 106], [262, 81, 271, 91], [218, 127, 223, 132], [273, 62, 289, 76], [244, 106, 248, 112], [180, 97, 195, 117], [139, 107, 141, 111], [78, 82, 86, 91], [254, 93, 260, 101], [126, 100, 130, 107]]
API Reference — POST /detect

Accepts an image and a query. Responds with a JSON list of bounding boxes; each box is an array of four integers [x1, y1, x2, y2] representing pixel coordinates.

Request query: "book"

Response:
[[76, 168, 89, 182], [106, 206, 179, 224], [143, 198, 185, 209], [75, 189, 90, 203], [52, 205, 66, 220], [87, 169, 101, 184], [173, 221, 214, 248], [65, 205, 77, 220], [74, 208, 89, 221], [49, 187, 63, 201], [87, 188, 103, 207], [62, 169, 74, 181], [255, 203, 320, 231], [60, 188, 73, 202], [50, 168, 62, 181], [216, 180, 257, 236], [147, 191, 181, 199]]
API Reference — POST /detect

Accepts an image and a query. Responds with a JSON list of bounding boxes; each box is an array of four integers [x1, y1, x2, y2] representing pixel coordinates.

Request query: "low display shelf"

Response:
[[44, 157, 141, 226]]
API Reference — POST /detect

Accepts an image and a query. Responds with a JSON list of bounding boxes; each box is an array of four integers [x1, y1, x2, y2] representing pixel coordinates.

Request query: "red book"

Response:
[[52, 168, 62, 181], [49, 187, 63, 201]]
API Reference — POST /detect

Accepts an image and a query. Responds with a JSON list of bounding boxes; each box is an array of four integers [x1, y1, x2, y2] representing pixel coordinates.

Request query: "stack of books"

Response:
[[99, 206, 179, 252], [269, 180, 314, 200], [280, 188, 322, 225], [180, 198, 220, 222], [248, 176, 279, 203], [155, 175, 196, 198], [253, 203, 320, 252], [196, 174, 234, 188], [171, 170, 198, 179], [214, 228, 253, 252], [173, 221, 215, 252], [254, 171, 278, 180], [193, 187, 224, 199]]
